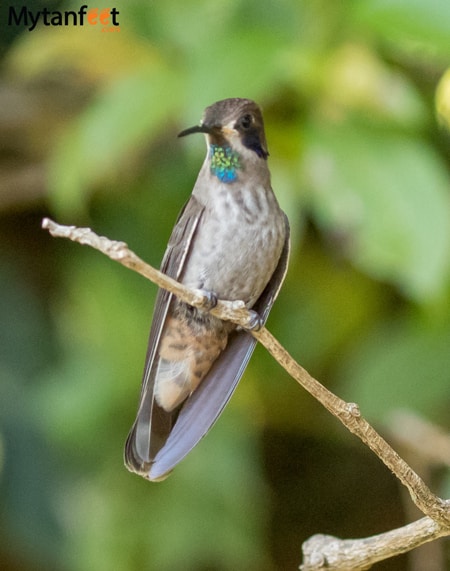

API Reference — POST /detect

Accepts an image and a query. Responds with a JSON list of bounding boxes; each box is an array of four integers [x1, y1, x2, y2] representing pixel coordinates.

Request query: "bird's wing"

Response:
[[124, 195, 205, 476], [147, 213, 290, 481]]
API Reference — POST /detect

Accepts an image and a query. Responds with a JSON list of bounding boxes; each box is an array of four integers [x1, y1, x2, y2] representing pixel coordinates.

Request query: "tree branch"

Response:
[[300, 516, 448, 570], [41, 217, 450, 569]]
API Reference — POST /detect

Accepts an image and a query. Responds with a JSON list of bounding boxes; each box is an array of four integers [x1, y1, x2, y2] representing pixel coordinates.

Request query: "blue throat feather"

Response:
[[209, 145, 241, 183]]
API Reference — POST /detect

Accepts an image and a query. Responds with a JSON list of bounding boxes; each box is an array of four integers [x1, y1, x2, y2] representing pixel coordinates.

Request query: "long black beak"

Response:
[[178, 124, 212, 138]]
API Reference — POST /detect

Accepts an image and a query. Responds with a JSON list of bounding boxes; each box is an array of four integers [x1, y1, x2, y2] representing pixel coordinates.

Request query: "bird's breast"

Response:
[[182, 184, 285, 306]]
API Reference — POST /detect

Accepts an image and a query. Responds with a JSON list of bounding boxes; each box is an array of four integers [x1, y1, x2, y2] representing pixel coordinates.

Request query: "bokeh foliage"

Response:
[[1, 1, 450, 570]]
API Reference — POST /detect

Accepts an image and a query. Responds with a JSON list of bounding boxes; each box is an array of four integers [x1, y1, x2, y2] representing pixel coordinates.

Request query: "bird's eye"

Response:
[[238, 114, 253, 130]]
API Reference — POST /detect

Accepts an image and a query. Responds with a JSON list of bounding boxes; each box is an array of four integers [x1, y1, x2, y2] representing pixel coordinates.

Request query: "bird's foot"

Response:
[[245, 310, 263, 331], [198, 289, 218, 311]]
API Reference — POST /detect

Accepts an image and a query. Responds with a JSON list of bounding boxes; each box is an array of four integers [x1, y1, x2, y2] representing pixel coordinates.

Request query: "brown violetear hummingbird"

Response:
[[125, 98, 290, 481]]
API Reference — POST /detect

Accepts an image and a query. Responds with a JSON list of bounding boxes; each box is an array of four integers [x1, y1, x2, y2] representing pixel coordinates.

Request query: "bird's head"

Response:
[[178, 98, 269, 162]]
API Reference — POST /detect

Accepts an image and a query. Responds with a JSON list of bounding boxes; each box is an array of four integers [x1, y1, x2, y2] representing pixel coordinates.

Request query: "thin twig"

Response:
[[42, 217, 450, 569], [41, 218, 254, 326], [254, 327, 450, 528]]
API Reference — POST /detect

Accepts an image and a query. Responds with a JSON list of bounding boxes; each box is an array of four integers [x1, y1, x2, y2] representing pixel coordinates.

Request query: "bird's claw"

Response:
[[246, 310, 263, 331], [199, 289, 218, 311]]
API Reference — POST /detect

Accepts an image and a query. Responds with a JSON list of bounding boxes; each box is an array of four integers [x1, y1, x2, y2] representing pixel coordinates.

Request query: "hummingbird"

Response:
[[125, 98, 290, 481]]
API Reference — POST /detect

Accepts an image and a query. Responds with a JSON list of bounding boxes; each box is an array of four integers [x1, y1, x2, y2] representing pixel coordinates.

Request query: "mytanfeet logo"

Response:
[[8, 4, 120, 32]]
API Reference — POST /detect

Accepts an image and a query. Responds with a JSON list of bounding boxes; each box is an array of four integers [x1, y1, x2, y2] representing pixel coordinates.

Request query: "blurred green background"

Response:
[[1, 1, 450, 570]]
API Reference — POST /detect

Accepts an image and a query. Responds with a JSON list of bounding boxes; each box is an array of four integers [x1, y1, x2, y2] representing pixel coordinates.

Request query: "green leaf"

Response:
[[183, 29, 284, 115], [337, 315, 450, 422], [305, 121, 450, 302], [320, 43, 428, 128], [354, 0, 450, 57], [48, 66, 183, 215]]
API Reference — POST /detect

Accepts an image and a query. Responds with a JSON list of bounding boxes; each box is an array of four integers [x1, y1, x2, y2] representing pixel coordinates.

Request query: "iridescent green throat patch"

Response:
[[209, 145, 241, 183]]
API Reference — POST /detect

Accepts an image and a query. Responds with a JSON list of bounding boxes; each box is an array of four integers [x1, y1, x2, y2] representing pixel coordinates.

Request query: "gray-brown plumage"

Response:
[[125, 98, 290, 481]]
